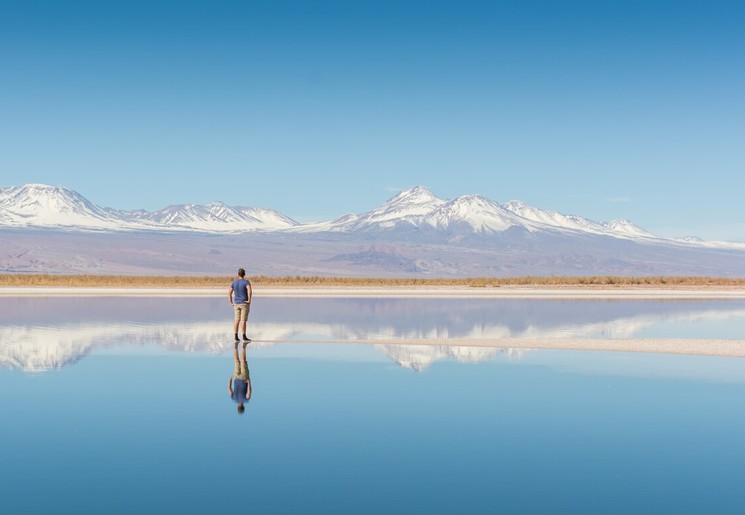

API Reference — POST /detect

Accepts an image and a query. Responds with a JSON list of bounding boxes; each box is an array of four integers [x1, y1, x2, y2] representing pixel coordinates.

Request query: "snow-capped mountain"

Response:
[[0, 184, 297, 232], [504, 200, 609, 234], [501, 200, 653, 238], [3, 183, 745, 277], [0, 182, 671, 239], [424, 194, 534, 233], [309, 188, 535, 235], [293, 186, 654, 239], [130, 202, 298, 231], [298, 185, 447, 232], [603, 219, 654, 238], [0, 182, 739, 244], [0, 184, 127, 230]]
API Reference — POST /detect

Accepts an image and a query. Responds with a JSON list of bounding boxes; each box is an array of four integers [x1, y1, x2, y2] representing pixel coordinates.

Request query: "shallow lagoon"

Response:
[[3, 296, 745, 514]]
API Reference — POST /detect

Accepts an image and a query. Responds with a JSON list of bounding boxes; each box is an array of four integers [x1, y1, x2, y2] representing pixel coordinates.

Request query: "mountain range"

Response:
[[2, 183, 745, 276], [0, 183, 679, 238], [0, 183, 298, 232]]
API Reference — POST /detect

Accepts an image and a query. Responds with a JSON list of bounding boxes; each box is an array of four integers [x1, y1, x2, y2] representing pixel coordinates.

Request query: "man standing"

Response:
[[229, 268, 252, 343]]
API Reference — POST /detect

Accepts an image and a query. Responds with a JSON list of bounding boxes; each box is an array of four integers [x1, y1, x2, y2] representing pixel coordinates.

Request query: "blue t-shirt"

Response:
[[231, 379, 248, 403], [231, 278, 251, 304]]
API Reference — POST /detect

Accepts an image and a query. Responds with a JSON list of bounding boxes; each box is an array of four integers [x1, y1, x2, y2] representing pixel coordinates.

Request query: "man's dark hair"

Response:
[[238, 268, 245, 277], [237, 403, 245, 414]]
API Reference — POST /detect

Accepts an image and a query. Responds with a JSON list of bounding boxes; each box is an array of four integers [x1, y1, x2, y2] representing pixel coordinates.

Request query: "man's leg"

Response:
[[241, 306, 251, 341], [233, 305, 241, 341]]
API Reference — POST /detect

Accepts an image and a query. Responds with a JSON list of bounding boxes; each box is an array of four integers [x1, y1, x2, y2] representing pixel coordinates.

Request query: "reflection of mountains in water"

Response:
[[3, 322, 501, 372], [3, 302, 745, 372], [376, 345, 528, 372], [5, 297, 744, 339]]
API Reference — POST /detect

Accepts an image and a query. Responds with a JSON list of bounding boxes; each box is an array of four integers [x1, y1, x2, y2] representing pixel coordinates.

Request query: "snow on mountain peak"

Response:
[[1, 183, 120, 229], [426, 194, 529, 233], [386, 186, 442, 206], [131, 201, 297, 231], [0, 184, 298, 232], [324, 186, 446, 231], [504, 200, 607, 233], [12, 183, 82, 202], [503, 200, 660, 240], [375, 186, 445, 216], [603, 219, 652, 237]]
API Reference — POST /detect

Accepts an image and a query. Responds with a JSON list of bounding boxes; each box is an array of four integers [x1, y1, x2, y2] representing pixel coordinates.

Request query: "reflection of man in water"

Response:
[[228, 340, 252, 414], [229, 268, 252, 344]]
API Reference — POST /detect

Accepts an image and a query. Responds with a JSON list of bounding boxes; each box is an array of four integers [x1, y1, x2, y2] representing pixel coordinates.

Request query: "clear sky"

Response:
[[1, 0, 744, 240]]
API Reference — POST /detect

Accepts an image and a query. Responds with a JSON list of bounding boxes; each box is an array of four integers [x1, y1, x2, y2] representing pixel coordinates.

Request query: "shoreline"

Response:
[[2, 285, 745, 299]]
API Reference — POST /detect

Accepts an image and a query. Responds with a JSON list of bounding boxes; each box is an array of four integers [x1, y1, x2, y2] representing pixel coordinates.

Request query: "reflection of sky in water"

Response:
[[3, 344, 745, 513]]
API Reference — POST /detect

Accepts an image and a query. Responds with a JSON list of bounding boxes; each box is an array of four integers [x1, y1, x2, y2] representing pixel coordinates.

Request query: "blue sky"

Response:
[[1, 0, 744, 240]]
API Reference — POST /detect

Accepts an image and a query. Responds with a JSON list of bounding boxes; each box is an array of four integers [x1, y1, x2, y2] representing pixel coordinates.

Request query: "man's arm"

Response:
[[228, 286, 234, 305], [246, 380, 252, 400], [228, 377, 233, 395], [247, 282, 253, 304]]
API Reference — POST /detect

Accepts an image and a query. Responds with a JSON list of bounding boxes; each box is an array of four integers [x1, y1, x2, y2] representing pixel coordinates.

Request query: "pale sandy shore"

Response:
[[1, 285, 745, 299]]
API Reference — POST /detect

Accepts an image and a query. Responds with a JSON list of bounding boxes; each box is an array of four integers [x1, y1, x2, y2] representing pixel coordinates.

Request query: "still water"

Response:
[[2, 296, 745, 514]]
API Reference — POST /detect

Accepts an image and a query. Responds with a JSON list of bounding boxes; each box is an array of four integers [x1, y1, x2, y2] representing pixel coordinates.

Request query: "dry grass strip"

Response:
[[1, 274, 744, 288]]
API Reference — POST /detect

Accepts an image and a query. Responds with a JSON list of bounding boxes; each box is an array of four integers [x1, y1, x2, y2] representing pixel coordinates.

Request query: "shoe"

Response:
[[234, 335, 240, 343], [242, 336, 251, 342]]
